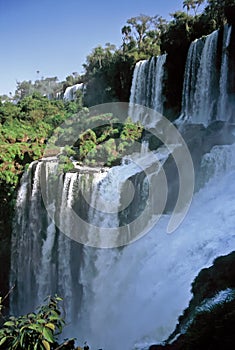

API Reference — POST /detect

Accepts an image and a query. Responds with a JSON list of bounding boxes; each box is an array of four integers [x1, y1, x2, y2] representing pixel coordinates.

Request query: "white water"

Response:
[[197, 288, 235, 313], [218, 25, 232, 121], [63, 83, 83, 101], [129, 55, 167, 125], [192, 30, 219, 125], [180, 26, 233, 127], [181, 37, 205, 119], [77, 143, 235, 350]]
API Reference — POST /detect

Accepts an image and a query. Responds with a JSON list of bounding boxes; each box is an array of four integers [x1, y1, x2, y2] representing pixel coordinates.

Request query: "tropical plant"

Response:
[[0, 296, 75, 350]]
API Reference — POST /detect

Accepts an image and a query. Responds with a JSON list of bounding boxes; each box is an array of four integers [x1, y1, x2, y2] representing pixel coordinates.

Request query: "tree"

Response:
[[126, 14, 153, 50], [204, 0, 235, 27], [14, 80, 34, 100], [195, 0, 205, 14], [121, 14, 165, 57], [183, 0, 197, 15]]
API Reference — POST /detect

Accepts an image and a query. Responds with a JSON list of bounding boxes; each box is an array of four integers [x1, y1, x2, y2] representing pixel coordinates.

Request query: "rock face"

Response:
[[225, 6, 235, 25], [164, 121, 235, 211], [149, 251, 235, 350]]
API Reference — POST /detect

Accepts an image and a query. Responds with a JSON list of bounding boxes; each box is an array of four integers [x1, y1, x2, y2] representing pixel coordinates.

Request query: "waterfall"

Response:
[[180, 26, 234, 127], [129, 55, 167, 126], [77, 143, 235, 350], [217, 25, 232, 121], [191, 30, 219, 125], [153, 54, 167, 114], [9, 24, 235, 350], [141, 140, 149, 154], [181, 37, 205, 119], [10, 139, 235, 349], [10, 161, 94, 320], [63, 83, 83, 101]]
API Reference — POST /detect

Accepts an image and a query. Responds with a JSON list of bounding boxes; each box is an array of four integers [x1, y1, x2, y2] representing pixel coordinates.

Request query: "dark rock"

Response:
[[225, 6, 235, 25], [154, 251, 235, 350]]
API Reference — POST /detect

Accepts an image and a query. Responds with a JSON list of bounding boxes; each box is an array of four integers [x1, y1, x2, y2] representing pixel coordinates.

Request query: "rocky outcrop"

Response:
[[149, 251, 235, 350]]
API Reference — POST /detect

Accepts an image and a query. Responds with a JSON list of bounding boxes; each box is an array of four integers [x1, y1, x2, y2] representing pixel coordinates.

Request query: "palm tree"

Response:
[[195, 0, 205, 15], [183, 0, 196, 15]]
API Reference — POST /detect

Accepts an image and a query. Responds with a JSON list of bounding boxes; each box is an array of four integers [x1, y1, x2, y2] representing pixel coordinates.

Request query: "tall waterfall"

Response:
[[129, 55, 167, 126], [181, 37, 205, 120], [10, 25, 235, 350], [218, 25, 233, 121], [181, 25, 233, 126], [10, 160, 95, 318]]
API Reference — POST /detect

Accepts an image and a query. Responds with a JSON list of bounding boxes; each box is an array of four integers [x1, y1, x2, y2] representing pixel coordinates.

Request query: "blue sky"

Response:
[[0, 0, 186, 95]]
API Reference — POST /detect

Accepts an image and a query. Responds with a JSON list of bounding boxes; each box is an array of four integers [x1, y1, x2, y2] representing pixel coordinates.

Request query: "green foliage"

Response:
[[203, 0, 235, 27], [0, 94, 75, 189], [1, 0, 234, 185], [58, 155, 75, 173], [0, 296, 67, 350], [120, 117, 143, 141], [71, 115, 143, 166], [14, 77, 63, 101], [121, 14, 167, 57], [82, 40, 139, 106]]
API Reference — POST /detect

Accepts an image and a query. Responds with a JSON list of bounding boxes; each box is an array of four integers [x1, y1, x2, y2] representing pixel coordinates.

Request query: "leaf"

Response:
[[45, 323, 55, 331], [0, 337, 7, 346], [3, 321, 15, 327], [42, 340, 50, 350], [37, 319, 46, 324], [48, 315, 60, 322], [20, 333, 25, 347], [28, 324, 43, 332], [43, 328, 54, 343]]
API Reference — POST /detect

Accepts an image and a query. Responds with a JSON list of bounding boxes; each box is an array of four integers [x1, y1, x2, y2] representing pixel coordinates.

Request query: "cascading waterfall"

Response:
[[182, 31, 218, 126], [153, 54, 167, 114], [181, 37, 205, 119], [10, 161, 95, 321], [217, 24, 233, 121], [11, 161, 44, 315], [77, 143, 235, 350], [180, 26, 233, 126], [10, 24, 235, 350], [191, 30, 219, 125], [129, 54, 167, 126]]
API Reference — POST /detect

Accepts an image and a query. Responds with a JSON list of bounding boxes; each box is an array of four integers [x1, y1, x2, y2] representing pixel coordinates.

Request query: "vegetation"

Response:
[[2, 0, 234, 110], [0, 295, 83, 350], [14, 74, 83, 101], [49, 112, 144, 168], [81, 0, 235, 110], [0, 92, 84, 189], [1, 0, 235, 348]]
